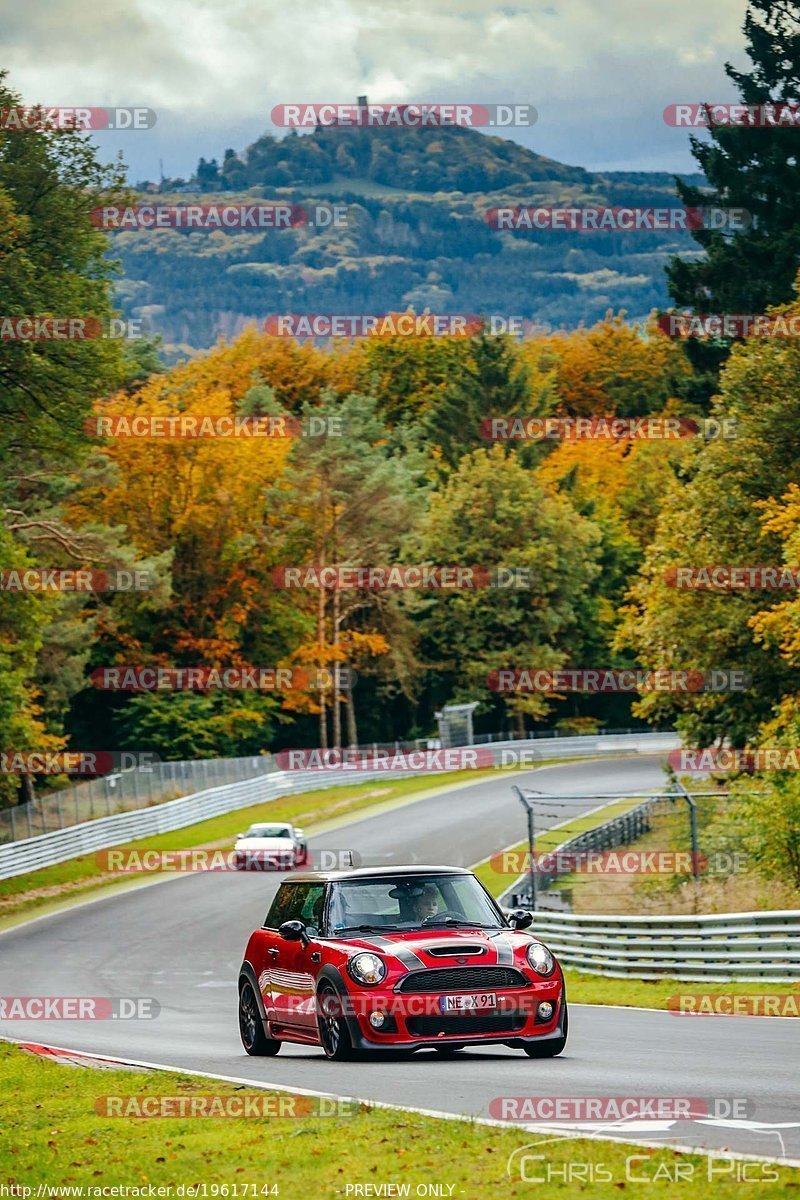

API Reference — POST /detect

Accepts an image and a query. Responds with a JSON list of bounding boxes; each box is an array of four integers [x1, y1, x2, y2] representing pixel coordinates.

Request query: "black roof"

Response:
[[286, 864, 472, 884]]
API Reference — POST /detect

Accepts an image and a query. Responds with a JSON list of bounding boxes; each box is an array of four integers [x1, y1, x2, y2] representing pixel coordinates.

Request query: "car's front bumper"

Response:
[[347, 999, 567, 1052], [339, 977, 564, 1049]]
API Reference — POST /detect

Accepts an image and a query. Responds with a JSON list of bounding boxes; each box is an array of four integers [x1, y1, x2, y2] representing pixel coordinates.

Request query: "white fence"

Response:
[[0, 732, 678, 880], [529, 909, 800, 982]]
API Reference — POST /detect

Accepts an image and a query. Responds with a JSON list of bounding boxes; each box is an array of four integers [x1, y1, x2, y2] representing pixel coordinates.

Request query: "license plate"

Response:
[[440, 992, 497, 1012]]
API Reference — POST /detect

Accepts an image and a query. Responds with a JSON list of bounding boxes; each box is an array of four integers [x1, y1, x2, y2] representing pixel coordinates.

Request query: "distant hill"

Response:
[[213, 123, 590, 193], [117, 123, 705, 356]]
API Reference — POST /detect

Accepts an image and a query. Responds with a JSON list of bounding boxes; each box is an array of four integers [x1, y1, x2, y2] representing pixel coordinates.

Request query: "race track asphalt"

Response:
[[1, 755, 798, 1163]]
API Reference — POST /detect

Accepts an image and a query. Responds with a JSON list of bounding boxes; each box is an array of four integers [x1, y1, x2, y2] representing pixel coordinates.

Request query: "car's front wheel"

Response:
[[317, 982, 356, 1060], [522, 1002, 568, 1058], [239, 981, 281, 1056]]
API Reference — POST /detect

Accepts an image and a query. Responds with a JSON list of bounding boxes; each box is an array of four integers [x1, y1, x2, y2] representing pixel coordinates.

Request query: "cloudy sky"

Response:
[[3, 0, 751, 181]]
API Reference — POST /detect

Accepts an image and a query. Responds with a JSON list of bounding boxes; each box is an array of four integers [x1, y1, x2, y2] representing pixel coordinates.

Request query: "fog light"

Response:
[[369, 1010, 387, 1029], [537, 1001, 554, 1021]]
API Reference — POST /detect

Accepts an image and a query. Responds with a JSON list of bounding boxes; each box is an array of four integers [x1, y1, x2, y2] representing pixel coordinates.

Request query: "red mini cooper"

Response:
[[238, 865, 567, 1060]]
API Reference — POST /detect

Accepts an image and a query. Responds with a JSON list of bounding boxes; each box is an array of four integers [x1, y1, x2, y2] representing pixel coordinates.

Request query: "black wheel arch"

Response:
[[315, 964, 362, 1043], [238, 960, 269, 1024]]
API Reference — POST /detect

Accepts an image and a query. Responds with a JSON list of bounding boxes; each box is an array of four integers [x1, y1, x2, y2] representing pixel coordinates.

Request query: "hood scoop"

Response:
[[427, 944, 487, 957]]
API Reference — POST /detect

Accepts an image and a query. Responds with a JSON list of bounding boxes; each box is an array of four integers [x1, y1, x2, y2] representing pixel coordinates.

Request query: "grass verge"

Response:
[[0, 1043, 796, 1196]]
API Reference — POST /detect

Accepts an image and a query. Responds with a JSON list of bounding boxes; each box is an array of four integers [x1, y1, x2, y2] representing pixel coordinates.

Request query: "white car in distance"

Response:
[[233, 822, 309, 871]]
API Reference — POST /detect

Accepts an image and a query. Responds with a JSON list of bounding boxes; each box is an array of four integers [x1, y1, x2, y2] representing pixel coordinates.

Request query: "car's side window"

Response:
[[265, 882, 326, 931], [264, 883, 304, 928], [299, 884, 326, 934]]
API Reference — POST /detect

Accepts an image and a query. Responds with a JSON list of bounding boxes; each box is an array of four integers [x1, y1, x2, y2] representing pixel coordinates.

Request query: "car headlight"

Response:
[[526, 941, 555, 976], [347, 952, 387, 986]]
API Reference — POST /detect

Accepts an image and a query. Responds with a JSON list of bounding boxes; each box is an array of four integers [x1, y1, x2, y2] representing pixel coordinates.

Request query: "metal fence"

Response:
[[0, 728, 676, 846], [0, 755, 276, 845], [0, 732, 680, 879], [520, 909, 800, 982], [504, 798, 656, 898]]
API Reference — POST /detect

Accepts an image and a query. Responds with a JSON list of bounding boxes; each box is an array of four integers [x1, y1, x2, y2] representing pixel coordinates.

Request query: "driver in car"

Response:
[[411, 883, 439, 923]]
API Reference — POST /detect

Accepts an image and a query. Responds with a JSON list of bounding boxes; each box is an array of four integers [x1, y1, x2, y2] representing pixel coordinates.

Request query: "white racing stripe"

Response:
[[487, 932, 516, 965], [358, 934, 427, 970]]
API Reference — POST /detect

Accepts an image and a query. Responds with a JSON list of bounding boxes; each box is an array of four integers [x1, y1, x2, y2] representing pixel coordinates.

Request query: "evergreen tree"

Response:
[[195, 157, 220, 191], [667, 1, 800, 395], [422, 331, 553, 472]]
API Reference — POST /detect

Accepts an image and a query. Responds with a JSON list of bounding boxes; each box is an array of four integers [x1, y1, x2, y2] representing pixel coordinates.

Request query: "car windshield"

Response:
[[244, 825, 291, 838], [328, 873, 504, 934]]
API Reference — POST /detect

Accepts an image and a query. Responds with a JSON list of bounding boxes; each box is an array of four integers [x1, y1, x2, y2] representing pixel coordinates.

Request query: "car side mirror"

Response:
[[508, 909, 533, 930], [279, 919, 310, 946]]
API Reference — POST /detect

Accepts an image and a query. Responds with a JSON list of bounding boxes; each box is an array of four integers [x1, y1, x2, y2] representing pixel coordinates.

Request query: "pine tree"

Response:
[[423, 331, 552, 472], [667, 2, 800, 392]]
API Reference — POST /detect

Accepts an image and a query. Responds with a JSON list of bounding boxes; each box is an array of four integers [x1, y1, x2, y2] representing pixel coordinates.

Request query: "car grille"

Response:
[[395, 967, 528, 993], [407, 1012, 527, 1037]]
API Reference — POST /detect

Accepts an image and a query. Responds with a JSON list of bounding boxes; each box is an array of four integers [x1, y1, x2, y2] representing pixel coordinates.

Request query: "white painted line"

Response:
[[571, 1001, 800, 1019]]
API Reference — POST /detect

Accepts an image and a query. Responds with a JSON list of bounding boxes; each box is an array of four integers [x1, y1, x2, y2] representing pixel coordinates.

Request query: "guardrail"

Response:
[[525, 909, 800, 982], [0, 732, 679, 879], [496, 790, 800, 981]]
